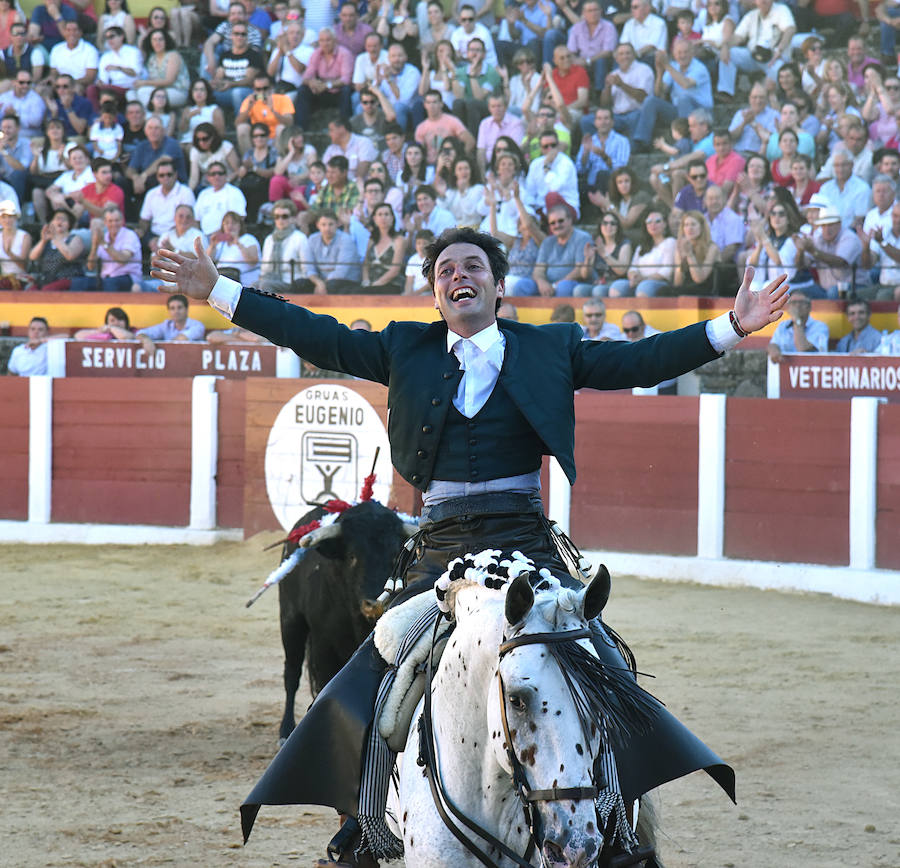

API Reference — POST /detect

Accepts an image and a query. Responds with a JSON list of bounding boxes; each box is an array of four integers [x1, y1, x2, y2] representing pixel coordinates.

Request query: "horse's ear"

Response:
[[582, 564, 610, 621], [505, 574, 534, 626]]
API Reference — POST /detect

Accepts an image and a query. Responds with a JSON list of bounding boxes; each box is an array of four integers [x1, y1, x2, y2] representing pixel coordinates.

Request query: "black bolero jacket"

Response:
[[233, 289, 721, 491]]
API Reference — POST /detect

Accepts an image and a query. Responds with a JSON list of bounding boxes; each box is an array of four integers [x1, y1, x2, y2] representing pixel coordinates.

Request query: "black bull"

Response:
[[276, 501, 416, 743]]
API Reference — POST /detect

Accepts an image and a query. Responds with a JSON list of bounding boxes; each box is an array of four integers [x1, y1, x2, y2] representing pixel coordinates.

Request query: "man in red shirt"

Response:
[[545, 44, 589, 130], [69, 157, 125, 231], [705, 129, 745, 199]]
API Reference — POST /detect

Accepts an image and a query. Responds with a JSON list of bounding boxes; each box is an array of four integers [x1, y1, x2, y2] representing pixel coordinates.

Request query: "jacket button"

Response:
[[467, 420, 475, 428], [411, 474, 421, 483], [422, 425, 433, 434], [417, 449, 427, 458], [469, 438, 477, 446], [431, 398, 441, 406], [470, 469, 478, 478], [443, 371, 454, 379]]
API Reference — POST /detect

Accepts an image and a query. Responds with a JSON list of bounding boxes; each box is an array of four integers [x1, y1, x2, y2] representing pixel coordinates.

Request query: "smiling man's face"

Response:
[[432, 242, 503, 337]]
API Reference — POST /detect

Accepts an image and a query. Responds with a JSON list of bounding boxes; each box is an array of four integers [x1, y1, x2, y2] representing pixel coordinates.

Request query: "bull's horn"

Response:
[[298, 522, 343, 548], [402, 522, 419, 538]]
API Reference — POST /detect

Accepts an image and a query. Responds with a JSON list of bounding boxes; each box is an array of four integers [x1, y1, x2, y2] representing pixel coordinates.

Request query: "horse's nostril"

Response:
[[542, 840, 566, 865]]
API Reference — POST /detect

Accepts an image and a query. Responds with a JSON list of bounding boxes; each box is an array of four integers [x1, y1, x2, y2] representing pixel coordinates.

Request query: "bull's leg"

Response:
[[279, 611, 309, 744]]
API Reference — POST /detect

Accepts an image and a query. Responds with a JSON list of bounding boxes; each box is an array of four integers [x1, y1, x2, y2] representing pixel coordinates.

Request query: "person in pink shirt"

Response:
[[296, 28, 353, 127], [414, 89, 474, 164], [705, 129, 745, 199], [333, 2, 372, 57], [475, 94, 524, 175], [565, 0, 617, 92]]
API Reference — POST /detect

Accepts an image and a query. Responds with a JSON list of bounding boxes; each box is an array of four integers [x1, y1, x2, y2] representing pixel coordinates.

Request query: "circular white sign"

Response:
[[265, 384, 393, 532]]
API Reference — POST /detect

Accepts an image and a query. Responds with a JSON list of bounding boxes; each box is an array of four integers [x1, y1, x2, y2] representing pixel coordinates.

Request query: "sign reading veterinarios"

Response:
[[775, 354, 900, 403], [265, 385, 392, 532]]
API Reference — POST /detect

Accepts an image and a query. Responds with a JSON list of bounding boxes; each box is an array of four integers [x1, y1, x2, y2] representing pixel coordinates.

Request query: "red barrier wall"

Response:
[[877, 403, 900, 570], [723, 398, 851, 565], [216, 379, 246, 530], [51, 379, 192, 525], [0, 379, 29, 520], [570, 394, 700, 556]]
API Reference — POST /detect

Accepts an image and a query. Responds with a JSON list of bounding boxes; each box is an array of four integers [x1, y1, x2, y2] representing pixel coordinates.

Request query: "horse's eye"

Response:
[[508, 694, 526, 712]]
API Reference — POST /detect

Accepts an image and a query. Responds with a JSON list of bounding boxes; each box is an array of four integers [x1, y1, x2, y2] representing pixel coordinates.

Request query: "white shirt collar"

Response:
[[446, 321, 502, 353]]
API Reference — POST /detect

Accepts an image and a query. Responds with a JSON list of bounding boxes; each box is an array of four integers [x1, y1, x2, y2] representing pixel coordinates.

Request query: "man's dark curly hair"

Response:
[[422, 228, 510, 311]]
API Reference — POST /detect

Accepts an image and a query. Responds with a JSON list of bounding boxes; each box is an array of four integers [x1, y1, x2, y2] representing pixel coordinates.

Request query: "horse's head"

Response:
[[484, 569, 610, 868]]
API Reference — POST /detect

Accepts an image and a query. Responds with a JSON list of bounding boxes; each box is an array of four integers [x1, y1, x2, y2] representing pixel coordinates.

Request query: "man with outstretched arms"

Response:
[[151, 230, 787, 867]]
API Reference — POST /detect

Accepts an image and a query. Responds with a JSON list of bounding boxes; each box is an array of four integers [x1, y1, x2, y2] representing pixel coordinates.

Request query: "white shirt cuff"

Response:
[[207, 275, 243, 320], [706, 312, 743, 354]]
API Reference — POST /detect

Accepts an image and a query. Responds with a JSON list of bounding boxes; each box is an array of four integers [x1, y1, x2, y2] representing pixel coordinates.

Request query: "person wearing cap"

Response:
[[766, 290, 829, 363], [0, 200, 32, 283], [793, 205, 864, 299]]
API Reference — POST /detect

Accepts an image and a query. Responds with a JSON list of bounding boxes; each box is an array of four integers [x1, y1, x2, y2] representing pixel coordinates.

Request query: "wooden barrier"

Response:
[[877, 402, 900, 571], [0, 378, 28, 520]]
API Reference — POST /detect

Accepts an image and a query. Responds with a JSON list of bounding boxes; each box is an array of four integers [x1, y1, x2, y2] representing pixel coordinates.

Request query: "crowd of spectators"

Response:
[[3, 0, 900, 366]]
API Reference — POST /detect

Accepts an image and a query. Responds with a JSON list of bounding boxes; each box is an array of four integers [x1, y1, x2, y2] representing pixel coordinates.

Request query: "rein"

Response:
[[419, 620, 600, 868]]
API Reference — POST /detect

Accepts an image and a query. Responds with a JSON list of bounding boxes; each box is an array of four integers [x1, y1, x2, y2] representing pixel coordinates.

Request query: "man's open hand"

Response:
[[733, 265, 789, 334], [150, 236, 220, 301]]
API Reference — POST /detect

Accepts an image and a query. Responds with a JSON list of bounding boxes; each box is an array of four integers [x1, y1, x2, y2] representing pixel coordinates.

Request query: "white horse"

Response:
[[395, 567, 630, 868]]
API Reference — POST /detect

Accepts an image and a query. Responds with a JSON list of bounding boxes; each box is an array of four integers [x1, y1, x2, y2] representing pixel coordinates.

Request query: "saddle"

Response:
[[373, 593, 453, 753]]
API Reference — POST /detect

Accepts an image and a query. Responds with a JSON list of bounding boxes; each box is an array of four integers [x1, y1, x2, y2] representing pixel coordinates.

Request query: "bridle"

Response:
[[419, 619, 601, 868]]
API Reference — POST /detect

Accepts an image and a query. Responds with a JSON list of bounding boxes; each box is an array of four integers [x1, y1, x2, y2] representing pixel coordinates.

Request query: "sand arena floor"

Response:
[[1, 538, 898, 867]]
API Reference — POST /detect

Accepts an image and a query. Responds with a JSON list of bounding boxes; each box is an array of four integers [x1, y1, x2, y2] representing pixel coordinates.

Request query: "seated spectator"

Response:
[[41, 73, 93, 139], [127, 114, 188, 206], [835, 298, 882, 353], [26, 208, 86, 291], [0, 68, 46, 141], [589, 166, 651, 242], [819, 151, 872, 228], [269, 126, 318, 204], [306, 208, 361, 293], [295, 28, 353, 128], [194, 161, 247, 234], [137, 6, 176, 47], [524, 129, 579, 220], [633, 39, 712, 153], [4, 23, 47, 83], [705, 129, 744, 198], [48, 20, 97, 93], [862, 174, 896, 242], [29, 2, 77, 53], [727, 83, 778, 153], [762, 102, 815, 162], [449, 5, 498, 67], [590, 210, 632, 297], [475, 94, 522, 177], [188, 122, 239, 190], [566, 0, 616, 93], [600, 42, 653, 139], [7, 316, 50, 376], [438, 156, 483, 227], [361, 202, 405, 293], [878, 304, 900, 352], [0, 115, 30, 203], [201, 2, 263, 78], [396, 142, 432, 211], [648, 107, 714, 205], [609, 209, 677, 297], [209, 22, 263, 114], [673, 210, 720, 296], [41, 144, 93, 223], [704, 184, 743, 267], [235, 73, 294, 156], [97, 0, 136, 47], [258, 199, 310, 293], [404, 227, 433, 294], [138, 157, 196, 250], [28, 118, 68, 218], [745, 195, 804, 291], [478, 150, 526, 236], [142, 204, 205, 292], [671, 159, 710, 219], [72, 204, 141, 292], [727, 0, 795, 87], [449, 37, 500, 131], [619, 0, 667, 65], [322, 116, 376, 183], [417, 37, 458, 109], [581, 298, 623, 341], [207, 210, 260, 286], [545, 44, 589, 129], [168, 0, 199, 48], [405, 184, 455, 240], [767, 291, 829, 363], [146, 87, 176, 137], [789, 154, 820, 206], [120, 99, 146, 158], [817, 116, 875, 184], [794, 206, 864, 298], [415, 88, 472, 166], [817, 83, 862, 152], [137, 293, 205, 352], [318, 154, 359, 227], [550, 303, 576, 322], [620, 309, 678, 392], [416, 1, 454, 55], [432, 134, 466, 196], [576, 106, 630, 209], [859, 201, 900, 301], [373, 41, 422, 133], [0, 199, 31, 286], [237, 121, 277, 221], [88, 102, 124, 161], [73, 306, 134, 341], [179, 80, 227, 148], [71, 156, 125, 230], [350, 86, 394, 152], [268, 20, 314, 99], [529, 203, 596, 297], [507, 48, 542, 118], [727, 153, 773, 224]]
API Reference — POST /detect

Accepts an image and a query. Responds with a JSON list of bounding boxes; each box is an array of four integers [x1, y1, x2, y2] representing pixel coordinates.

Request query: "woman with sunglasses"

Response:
[[508, 48, 541, 116], [862, 70, 900, 145], [696, 0, 735, 98], [97, 0, 135, 47], [608, 209, 676, 297], [237, 122, 277, 221], [589, 167, 651, 242], [189, 121, 239, 190], [431, 134, 465, 196], [207, 211, 260, 285], [590, 211, 632, 297], [259, 199, 311, 293], [800, 36, 826, 99], [817, 82, 861, 151], [137, 6, 175, 45], [179, 80, 225, 149], [745, 194, 804, 292]]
